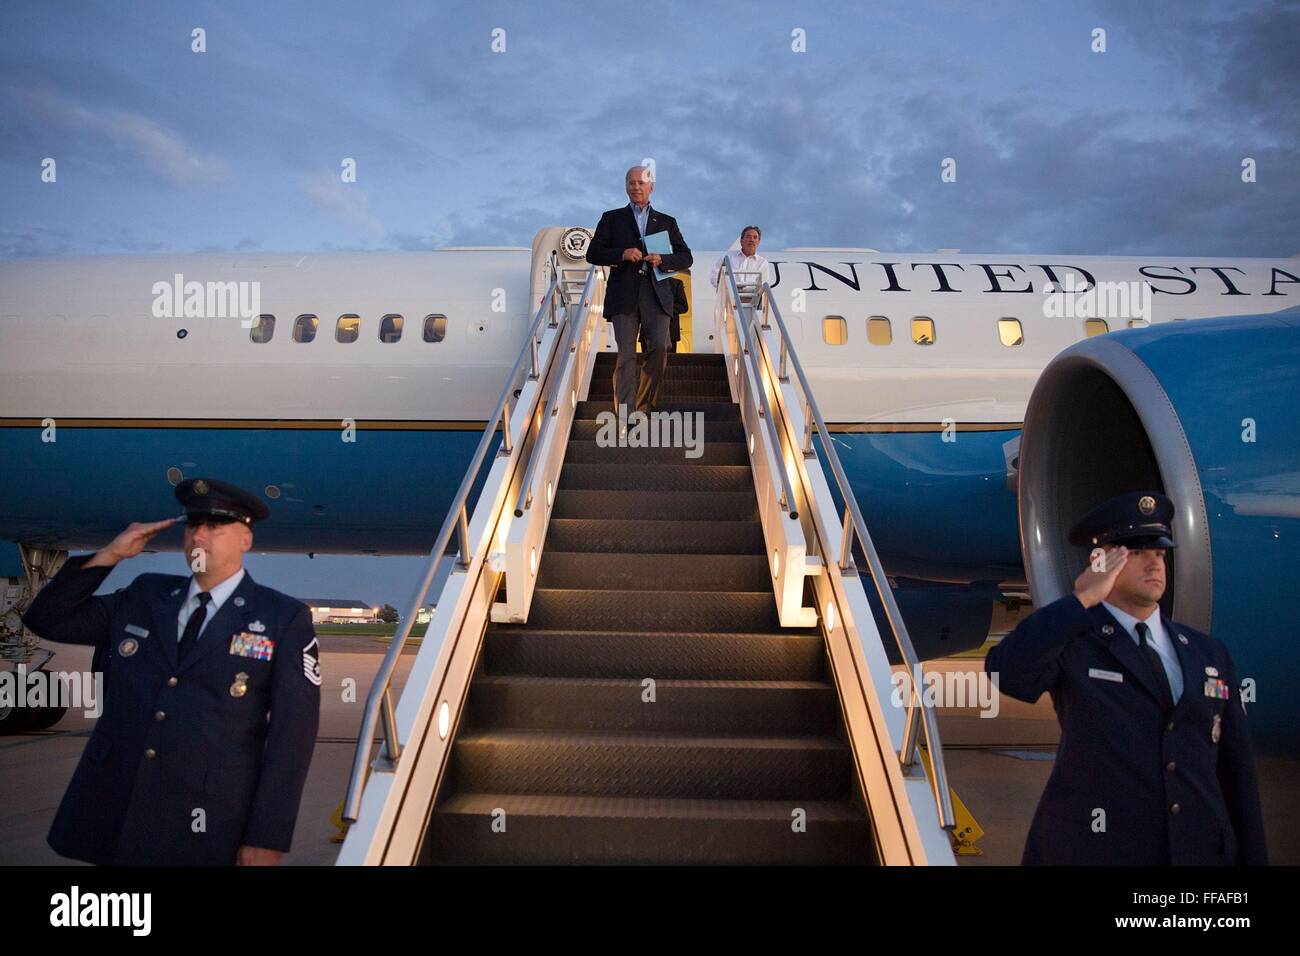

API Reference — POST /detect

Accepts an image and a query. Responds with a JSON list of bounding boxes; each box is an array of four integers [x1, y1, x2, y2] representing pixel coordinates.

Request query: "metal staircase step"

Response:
[[570, 418, 745, 443], [551, 488, 757, 520], [524, 587, 782, 631], [464, 675, 837, 734], [575, 400, 739, 421], [559, 463, 753, 492], [544, 518, 763, 554], [563, 439, 749, 465], [589, 361, 729, 383], [587, 379, 732, 400], [480, 627, 826, 681], [537, 551, 771, 591], [444, 730, 853, 799], [427, 793, 870, 865], [594, 351, 726, 368]]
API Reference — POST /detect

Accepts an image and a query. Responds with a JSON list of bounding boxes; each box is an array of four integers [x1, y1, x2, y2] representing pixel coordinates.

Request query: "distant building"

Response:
[[300, 599, 380, 625]]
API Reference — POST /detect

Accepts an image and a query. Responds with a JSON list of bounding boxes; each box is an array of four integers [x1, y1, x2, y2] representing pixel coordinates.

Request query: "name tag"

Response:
[[229, 632, 275, 661], [1088, 668, 1124, 683], [124, 624, 150, 638]]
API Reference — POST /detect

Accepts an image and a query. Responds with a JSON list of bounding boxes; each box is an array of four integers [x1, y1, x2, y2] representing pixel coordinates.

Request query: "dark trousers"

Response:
[[610, 276, 669, 412]]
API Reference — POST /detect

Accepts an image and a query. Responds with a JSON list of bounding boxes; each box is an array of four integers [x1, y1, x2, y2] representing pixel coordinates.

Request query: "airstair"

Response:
[[337, 252, 957, 865]]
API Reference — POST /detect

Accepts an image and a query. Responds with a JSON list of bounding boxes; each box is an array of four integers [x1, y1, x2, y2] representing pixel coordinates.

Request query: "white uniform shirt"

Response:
[[177, 567, 246, 643], [1102, 600, 1184, 702], [710, 249, 770, 290]]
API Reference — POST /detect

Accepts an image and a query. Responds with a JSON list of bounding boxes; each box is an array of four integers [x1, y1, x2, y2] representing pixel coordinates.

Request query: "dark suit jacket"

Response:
[[23, 556, 321, 865], [671, 277, 688, 317], [586, 204, 692, 317], [986, 595, 1267, 866]]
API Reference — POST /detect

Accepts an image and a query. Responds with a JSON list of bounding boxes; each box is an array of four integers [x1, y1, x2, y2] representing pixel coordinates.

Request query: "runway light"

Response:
[[825, 601, 836, 632], [772, 549, 780, 578], [529, 547, 538, 576], [437, 701, 450, 739]]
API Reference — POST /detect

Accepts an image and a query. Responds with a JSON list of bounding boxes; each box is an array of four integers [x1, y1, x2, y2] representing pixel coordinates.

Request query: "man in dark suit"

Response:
[[986, 492, 1267, 865], [586, 165, 693, 412], [640, 277, 688, 353], [22, 478, 320, 865]]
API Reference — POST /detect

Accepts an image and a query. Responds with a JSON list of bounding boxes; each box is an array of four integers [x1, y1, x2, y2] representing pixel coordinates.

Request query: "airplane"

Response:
[[1, 226, 1297, 753]]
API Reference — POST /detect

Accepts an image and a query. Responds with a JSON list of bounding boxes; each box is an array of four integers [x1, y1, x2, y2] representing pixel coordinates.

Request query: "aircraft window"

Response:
[[423, 314, 448, 343], [249, 314, 275, 343], [822, 316, 847, 345], [867, 316, 892, 345], [336, 314, 361, 343], [998, 317, 1024, 347], [911, 317, 936, 346], [1084, 318, 1109, 337], [379, 314, 404, 343], [1128, 319, 1150, 328], [293, 314, 319, 343]]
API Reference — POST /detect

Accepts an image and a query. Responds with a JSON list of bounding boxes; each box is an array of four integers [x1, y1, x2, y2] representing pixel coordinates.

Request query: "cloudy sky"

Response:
[[4, 0, 1298, 606], [4, 0, 1298, 261]]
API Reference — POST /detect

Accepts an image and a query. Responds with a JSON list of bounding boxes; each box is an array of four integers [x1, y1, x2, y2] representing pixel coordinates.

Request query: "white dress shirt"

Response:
[[629, 201, 650, 238], [1102, 600, 1184, 702], [177, 567, 246, 643], [711, 249, 770, 289]]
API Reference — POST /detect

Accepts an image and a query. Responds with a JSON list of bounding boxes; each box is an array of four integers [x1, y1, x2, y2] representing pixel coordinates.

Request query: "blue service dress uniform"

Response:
[[23, 555, 321, 865], [986, 594, 1268, 865]]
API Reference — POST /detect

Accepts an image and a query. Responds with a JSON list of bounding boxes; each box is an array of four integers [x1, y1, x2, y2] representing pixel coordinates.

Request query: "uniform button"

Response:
[[1170, 803, 1181, 815], [1165, 761, 1176, 772], [144, 748, 157, 759], [1166, 721, 1175, 732], [154, 711, 166, 721], [167, 677, 178, 687]]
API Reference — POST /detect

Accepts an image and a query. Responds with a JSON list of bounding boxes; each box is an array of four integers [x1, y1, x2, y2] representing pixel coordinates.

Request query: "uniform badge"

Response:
[[1178, 633, 1189, 645], [1203, 677, 1230, 700], [230, 632, 275, 661], [1138, 495, 1156, 516], [1205, 666, 1219, 677], [230, 672, 249, 698], [193, 479, 209, 495], [1101, 624, 1115, 636], [170, 588, 181, 597], [233, 596, 246, 608], [124, 624, 150, 638], [248, 620, 266, 633], [1211, 713, 1222, 744], [303, 637, 322, 686], [118, 638, 139, 657]]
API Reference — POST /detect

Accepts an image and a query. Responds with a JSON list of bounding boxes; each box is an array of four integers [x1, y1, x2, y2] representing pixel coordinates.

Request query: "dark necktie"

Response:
[[1136, 621, 1173, 709], [179, 592, 212, 662]]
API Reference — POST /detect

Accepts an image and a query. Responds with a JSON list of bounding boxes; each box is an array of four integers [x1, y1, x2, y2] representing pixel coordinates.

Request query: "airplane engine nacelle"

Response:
[[1017, 312, 1300, 754]]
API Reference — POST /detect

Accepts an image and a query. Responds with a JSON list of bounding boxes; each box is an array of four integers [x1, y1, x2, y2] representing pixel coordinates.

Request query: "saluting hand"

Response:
[[1072, 545, 1127, 608], [85, 518, 178, 568]]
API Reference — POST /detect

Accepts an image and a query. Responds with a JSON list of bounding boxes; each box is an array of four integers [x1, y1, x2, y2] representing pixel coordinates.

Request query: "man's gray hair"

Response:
[[741, 225, 762, 239], [625, 164, 655, 183]]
